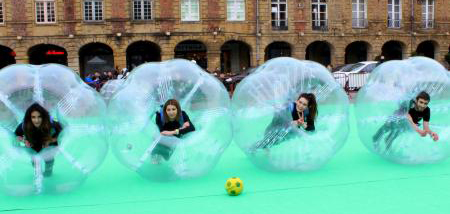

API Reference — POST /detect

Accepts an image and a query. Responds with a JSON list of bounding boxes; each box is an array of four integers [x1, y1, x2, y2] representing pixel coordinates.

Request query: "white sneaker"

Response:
[[151, 154, 163, 164]]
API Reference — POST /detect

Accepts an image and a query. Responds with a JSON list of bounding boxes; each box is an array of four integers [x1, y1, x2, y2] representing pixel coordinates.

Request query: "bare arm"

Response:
[[423, 121, 439, 141], [181, 122, 190, 129], [423, 121, 431, 134], [161, 130, 176, 136]]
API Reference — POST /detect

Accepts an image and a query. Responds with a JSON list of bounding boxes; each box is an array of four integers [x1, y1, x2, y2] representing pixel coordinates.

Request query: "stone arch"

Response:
[[174, 40, 208, 69], [416, 40, 439, 59], [28, 44, 68, 65], [305, 40, 334, 66], [126, 40, 161, 69], [75, 38, 119, 55], [345, 41, 372, 63], [0, 45, 16, 69], [220, 40, 252, 73], [78, 42, 115, 78], [381, 40, 406, 61], [264, 41, 293, 61]]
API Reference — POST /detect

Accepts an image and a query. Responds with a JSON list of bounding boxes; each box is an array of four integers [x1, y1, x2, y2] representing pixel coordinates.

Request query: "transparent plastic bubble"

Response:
[[356, 57, 450, 164], [108, 59, 232, 181], [0, 64, 108, 196], [100, 79, 125, 104], [231, 57, 349, 171]]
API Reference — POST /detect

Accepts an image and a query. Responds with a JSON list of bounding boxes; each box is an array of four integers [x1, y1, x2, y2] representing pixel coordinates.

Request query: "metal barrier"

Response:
[[332, 73, 347, 88], [332, 73, 370, 92], [348, 73, 370, 90], [226, 73, 371, 96]]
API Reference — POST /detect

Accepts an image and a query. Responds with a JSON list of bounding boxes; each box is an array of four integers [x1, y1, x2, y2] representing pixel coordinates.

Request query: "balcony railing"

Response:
[[387, 19, 402, 28], [312, 20, 328, 31], [421, 19, 434, 29], [271, 21, 288, 31], [352, 18, 368, 28]]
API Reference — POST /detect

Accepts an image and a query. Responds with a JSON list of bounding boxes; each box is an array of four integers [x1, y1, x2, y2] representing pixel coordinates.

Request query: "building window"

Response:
[[227, 0, 245, 21], [422, 0, 434, 28], [35, 0, 56, 23], [84, 0, 103, 21], [133, 0, 152, 20], [181, 0, 199, 21], [387, 0, 401, 28], [311, 0, 327, 31], [0, 1, 4, 24], [271, 0, 287, 30], [352, 0, 366, 28]]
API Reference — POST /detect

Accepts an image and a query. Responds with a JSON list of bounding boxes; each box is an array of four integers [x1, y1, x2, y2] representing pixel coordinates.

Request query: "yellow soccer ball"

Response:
[[225, 177, 243, 196]]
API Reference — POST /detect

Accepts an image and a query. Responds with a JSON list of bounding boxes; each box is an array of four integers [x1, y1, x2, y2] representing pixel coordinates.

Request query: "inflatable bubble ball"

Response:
[[231, 57, 350, 171], [356, 57, 450, 164], [108, 59, 232, 181], [100, 79, 125, 104], [0, 64, 109, 196]]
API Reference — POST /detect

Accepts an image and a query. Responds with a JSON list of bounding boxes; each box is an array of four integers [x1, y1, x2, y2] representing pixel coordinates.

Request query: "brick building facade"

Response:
[[0, 0, 449, 76]]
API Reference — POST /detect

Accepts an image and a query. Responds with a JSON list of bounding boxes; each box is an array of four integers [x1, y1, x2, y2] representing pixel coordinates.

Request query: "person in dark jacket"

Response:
[[15, 103, 63, 177], [373, 91, 439, 152], [249, 93, 318, 153], [152, 99, 195, 164]]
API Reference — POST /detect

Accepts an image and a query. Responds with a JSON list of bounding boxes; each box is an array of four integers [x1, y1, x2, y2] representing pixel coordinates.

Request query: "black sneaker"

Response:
[[43, 166, 53, 177]]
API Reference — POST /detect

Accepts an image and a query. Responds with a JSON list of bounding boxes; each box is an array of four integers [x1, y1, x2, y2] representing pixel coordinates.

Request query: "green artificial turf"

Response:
[[1, 105, 450, 214]]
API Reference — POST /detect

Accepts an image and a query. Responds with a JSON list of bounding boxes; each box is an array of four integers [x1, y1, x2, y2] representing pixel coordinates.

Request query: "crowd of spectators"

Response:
[[83, 64, 248, 95], [84, 67, 129, 91], [208, 67, 256, 95]]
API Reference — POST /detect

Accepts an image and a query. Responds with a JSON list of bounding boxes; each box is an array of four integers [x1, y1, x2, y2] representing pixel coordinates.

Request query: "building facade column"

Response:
[[160, 38, 175, 61], [333, 50, 345, 66], [113, 40, 127, 70], [66, 46, 79, 74], [207, 50, 221, 72], [292, 43, 305, 60], [14, 41, 28, 64]]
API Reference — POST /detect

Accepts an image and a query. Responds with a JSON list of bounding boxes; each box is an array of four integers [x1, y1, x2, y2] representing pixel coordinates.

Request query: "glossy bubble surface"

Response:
[[108, 59, 232, 181], [232, 57, 349, 171], [356, 57, 450, 164], [0, 64, 108, 196]]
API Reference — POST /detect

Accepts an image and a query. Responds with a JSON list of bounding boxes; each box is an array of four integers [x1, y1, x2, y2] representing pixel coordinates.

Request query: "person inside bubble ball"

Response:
[[373, 91, 439, 152], [407, 92, 439, 140], [152, 99, 196, 164], [15, 103, 63, 177], [249, 93, 317, 153], [290, 93, 317, 131]]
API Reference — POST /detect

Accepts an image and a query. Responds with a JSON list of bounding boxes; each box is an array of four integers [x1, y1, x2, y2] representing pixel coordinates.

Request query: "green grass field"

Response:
[[2, 105, 450, 214]]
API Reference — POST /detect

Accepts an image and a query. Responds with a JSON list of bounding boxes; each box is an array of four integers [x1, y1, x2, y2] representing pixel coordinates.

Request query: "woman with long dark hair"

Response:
[[291, 93, 317, 131], [15, 103, 63, 177], [249, 93, 318, 153]]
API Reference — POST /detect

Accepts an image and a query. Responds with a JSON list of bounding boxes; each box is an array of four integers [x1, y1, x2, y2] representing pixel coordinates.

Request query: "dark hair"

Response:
[[416, 91, 430, 102], [163, 99, 182, 124], [298, 93, 318, 121], [23, 103, 53, 146]]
